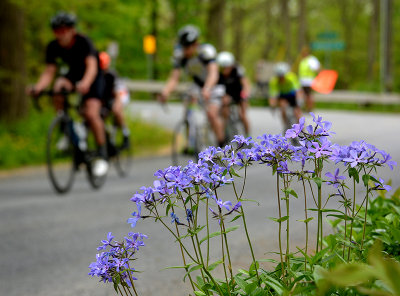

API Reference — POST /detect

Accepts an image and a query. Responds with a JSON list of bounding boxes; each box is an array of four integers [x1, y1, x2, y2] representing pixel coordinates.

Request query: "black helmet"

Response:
[[50, 12, 77, 29], [177, 25, 199, 47]]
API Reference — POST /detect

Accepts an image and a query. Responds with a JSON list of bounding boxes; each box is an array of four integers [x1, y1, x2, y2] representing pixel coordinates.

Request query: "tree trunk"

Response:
[[150, 0, 158, 79], [367, 0, 379, 82], [262, 0, 274, 59], [231, 2, 245, 62], [280, 0, 291, 61], [0, 0, 27, 123], [205, 0, 226, 50], [297, 0, 307, 52]]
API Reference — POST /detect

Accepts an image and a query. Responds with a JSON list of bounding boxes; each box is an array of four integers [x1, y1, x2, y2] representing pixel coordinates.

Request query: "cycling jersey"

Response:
[[299, 55, 320, 87], [172, 43, 217, 87], [269, 72, 300, 98], [218, 65, 245, 103], [45, 33, 104, 100]]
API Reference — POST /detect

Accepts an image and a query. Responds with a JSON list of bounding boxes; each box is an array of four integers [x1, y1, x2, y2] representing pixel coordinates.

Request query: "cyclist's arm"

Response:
[[203, 62, 218, 91], [77, 55, 98, 94], [161, 68, 181, 99], [240, 76, 251, 99], [34, 64, 57, 93]]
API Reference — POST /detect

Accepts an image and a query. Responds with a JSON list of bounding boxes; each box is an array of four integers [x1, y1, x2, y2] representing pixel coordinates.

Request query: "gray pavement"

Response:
[[1, 102, 400, 295]]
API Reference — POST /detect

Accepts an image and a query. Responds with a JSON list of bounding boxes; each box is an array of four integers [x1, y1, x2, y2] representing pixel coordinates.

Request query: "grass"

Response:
[[0, 105, 172, 170], [249, 96, 400, 113]]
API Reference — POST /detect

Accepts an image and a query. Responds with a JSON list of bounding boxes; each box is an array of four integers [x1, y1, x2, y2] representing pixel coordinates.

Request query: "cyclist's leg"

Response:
[[278, 98, 289, 127], [238, 98, 250, 136], [112, 96, 130, 146], [53, 77, 74, 111], [221, 94, 231, 128], [206, 85, 225, 147]]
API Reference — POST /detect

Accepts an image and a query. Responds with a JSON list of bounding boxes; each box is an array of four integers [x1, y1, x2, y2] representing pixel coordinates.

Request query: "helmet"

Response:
[[99, 51, 111, 70], [216, 51, 235, 68], [177, 25, 199, 47], [50, 12, 77, 29], [274, 62, 290, 77]]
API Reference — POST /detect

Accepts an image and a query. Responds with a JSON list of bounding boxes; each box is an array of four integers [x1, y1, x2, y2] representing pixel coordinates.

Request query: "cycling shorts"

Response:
[[65, 74, 105, 103], [302, 86, 312, 96], [278, 91, 298, 107], [186, 83, 225, 107]]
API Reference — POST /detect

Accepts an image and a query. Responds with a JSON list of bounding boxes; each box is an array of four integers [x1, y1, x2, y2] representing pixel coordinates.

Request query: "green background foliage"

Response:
[[18, 0, 400, 91]]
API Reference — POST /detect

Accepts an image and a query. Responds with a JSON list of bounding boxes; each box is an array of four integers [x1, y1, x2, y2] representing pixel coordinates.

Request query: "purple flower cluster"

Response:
[[88, 232, 147, 286], [128, 113, 395, 228]]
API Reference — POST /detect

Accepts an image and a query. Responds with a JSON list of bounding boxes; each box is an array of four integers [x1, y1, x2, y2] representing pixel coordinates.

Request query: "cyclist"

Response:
[[158, 24, 226, 148], [99, 51, 130, 149], [298, 46, 321, 111], [269, 62, 302, 128], [29, 12, 108, 177], [216, 51, 251, 137]]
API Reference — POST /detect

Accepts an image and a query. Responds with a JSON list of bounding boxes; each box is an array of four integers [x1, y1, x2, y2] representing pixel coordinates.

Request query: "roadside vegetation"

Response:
[[0, 104, 172, 170]]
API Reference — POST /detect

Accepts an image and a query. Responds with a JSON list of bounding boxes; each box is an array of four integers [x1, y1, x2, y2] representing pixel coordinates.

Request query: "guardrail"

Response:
[[123, 79, 400, 105]]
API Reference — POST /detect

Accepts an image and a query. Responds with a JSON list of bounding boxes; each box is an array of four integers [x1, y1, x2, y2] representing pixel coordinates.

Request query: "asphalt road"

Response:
[[1, 102, 400, 296]]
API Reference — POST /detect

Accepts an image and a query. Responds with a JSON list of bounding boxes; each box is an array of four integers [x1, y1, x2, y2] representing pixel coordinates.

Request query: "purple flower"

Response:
[[216, 199, 233, 211], [325, 168, 346, 188], [127, 203, 142, 228], [97, 232, 115, 251], [285, 117, 305, 138], [343, 150, 368, 167], [374, 177, 392, 191], [308, 139, 331, 158], [222, 151, 243, 168]]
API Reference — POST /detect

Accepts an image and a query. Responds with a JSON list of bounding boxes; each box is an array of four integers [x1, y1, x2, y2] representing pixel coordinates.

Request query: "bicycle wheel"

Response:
[[112, 127, 133, 177], [46, 115, 76, 194], [172, 120, 198, 166], [225, 105, 245, 143], [86, 156, 107, 189], [85, 131, 107, 190]]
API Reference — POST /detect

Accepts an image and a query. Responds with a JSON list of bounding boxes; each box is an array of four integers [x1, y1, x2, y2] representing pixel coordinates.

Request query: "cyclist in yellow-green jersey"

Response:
[[299, 46, 321, 111], [269, 62, 302, 127]]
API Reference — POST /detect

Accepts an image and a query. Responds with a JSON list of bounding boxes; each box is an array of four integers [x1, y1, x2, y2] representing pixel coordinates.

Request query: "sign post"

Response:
[[143, 35, 156, 80], [311, 31, 345, 69]]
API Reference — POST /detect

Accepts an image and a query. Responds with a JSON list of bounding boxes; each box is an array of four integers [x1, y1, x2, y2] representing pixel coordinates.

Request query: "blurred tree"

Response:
[[205, 0, 226, 50], [0, 0, 27, 122], [230, 1, 245, 62], [367, 0, 379, 82], [297, 0, 307, 52]]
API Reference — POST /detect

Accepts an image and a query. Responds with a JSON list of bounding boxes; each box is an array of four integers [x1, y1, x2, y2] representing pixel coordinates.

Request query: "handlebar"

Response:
[[29, 88, 75, 111]]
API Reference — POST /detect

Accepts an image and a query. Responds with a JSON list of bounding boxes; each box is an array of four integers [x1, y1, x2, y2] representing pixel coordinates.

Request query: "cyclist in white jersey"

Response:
[[159, 25, 226, 147]]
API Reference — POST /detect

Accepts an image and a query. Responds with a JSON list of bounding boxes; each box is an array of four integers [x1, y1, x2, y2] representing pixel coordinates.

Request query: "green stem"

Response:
[[284, 175, 290, 273], [276, 174, 285, 278], [219, 214, 231, 296], [301, 176, 308, 271], [231, 171, 260, 284], [221, 218, 234, 280], [347, 177, 357, 261]]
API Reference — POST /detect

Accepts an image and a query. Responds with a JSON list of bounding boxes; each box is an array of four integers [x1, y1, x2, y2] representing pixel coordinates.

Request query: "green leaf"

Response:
[[199, 225, 240, 245], [234, 275, 248, 292], [208, 259, 224, 271], [230, 214, 243, 222], [260, 273, 284, 294], [348, 167, 359, 183], [313, 177, 323, 189], [183, 264, 203, 281], [362, 174, 370, 187], [229, 167, 241, 177], [268, 215, 289, 223], [194, 291, 206, 296], [297, 217, 314, 223], [283, 187, 298, 198]]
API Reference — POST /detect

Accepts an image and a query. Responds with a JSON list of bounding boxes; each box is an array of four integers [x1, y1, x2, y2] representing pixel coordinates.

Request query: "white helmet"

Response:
[[274, 62, 290, 77], [216, 51, 235, 68]]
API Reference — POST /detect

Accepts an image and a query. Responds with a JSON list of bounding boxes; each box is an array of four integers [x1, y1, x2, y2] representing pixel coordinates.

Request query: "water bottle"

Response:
[[73, 122, 87, 151]]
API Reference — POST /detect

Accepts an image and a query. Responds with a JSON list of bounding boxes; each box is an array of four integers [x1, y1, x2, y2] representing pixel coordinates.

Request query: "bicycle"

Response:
[[33, 90, 133, 194], [171, 97, 215, 166], [223, 101, 246, 144]]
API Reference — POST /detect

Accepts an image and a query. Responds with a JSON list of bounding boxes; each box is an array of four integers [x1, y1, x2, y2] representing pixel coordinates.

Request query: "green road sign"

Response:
[[311, 41, 345, 51]]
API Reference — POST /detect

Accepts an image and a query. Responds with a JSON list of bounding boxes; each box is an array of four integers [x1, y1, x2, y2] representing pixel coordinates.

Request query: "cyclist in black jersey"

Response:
[[159, 25, 226, 148], [29, 12, 108, 176], [217, 51, 251, 137]]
